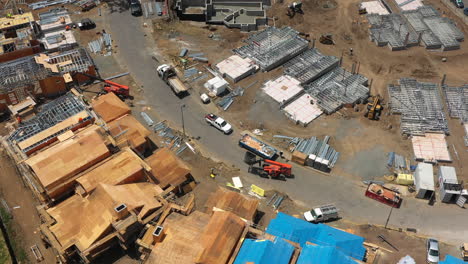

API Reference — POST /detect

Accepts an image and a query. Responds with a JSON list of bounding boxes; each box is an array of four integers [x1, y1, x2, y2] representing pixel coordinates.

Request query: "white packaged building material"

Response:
[[204, 76, 228, 96], [216, 55, 258, 82], [413, 163, 434, 199]]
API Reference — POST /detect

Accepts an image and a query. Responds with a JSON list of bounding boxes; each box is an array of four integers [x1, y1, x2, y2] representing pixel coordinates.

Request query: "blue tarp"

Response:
[[234, 237, 294, 264], [297, 245, 358, 264], [440, 255, 468, 264], [266, 212, 366, 260]]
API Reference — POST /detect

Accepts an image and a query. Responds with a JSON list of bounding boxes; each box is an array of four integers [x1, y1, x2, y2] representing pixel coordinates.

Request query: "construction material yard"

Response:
[[0, 0, 467, 262]]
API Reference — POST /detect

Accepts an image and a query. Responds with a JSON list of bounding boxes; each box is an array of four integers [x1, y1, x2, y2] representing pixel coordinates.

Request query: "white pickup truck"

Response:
[[303, 204, 339, 223], [205, 113, 232, 134]]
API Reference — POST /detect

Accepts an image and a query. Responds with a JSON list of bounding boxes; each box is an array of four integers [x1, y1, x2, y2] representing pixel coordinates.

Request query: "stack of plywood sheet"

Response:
[[196, 211, 246, 264], [145, 148, 191, 189], [47, 183, 163, 253], [91, 93, 131, 123], [25, 125, 111, 198], [76, 149, 145, 194], [204, 187, 259, 221], [108, 114, 151, 150]]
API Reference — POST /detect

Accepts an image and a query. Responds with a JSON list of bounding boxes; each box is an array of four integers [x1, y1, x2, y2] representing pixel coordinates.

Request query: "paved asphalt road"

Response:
[[104, 6, 468, 243]]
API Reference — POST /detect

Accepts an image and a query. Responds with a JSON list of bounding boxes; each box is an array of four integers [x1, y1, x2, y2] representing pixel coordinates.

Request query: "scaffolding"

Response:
[[303, 67, 369, 114], [234, 27, 308, 71], [0, 56, 49, 93], [442, 84, 468, 122], [8, 93, 91, 154], [283, 48, 340, 85], [388, 78, 449, 136]]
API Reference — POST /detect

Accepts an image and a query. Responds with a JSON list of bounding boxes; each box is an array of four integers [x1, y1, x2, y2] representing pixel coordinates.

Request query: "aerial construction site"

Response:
[[0, 0, 467, 263]]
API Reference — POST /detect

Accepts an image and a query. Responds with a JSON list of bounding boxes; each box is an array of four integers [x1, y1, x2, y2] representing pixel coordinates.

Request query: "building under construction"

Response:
[[1, 91, 196, 263], [0, 12, 41, 63], [388, 78, 449, 136], [234, 26, 309, 71], [0, 47, 95, 112]]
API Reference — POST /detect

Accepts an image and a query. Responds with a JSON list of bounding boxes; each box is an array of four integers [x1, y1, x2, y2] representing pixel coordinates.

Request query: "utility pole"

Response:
[[384, 206, 394, 229], [180, 104, 186, 137]]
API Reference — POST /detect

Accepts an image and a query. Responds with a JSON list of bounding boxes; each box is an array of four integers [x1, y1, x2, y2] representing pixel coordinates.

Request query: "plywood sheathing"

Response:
[[108, 114, 151, 150], [25, 125, 110, 195], [145, 148, 191, 189], [76, 149, 145, 194], [204, 187, 259, 221], [91, 93, 131, 123], [196, 211, 246, 264], [46, 183, 163, 252], [147, 211, 210, 264]]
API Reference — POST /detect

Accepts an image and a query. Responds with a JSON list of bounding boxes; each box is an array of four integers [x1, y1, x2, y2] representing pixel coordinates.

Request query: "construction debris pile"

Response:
[[304, 67, 369, 114], [274, 135, 340, 172], [234, 27, 309, 71], [367, 6, 464, 51], [388, 78, 449, 136], [283, 48, 340, 85]]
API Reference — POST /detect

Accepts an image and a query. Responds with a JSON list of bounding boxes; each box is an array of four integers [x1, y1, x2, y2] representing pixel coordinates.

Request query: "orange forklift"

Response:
[[248, 159, 293, 180]]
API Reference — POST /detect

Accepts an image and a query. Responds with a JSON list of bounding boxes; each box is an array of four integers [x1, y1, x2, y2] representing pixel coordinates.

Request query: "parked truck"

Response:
[[365, 183, 402, 208], [303, 204, 339, 223], [157, 64, 189, 96], [239, 133, 277, 160]]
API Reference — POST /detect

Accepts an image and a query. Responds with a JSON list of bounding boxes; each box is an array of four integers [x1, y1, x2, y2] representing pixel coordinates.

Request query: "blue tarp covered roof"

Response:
[[266, 212, 366, 260], [440, 255, 468, 264], [234, 237, 294, 264], [296, 244, 358, 264]]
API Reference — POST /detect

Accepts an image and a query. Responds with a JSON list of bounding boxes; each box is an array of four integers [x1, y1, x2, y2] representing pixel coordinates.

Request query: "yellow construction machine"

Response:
[[365, 95, 383, 120]]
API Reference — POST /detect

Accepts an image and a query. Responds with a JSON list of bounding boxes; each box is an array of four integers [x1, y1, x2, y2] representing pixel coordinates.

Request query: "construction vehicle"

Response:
[[364, 95, 383, 120], [287, 1, 303, 18], [461, 243, 468, 261], [72, 72, 130, 98], [248, 159, 293, 180], [303, 204, 339, 223], [156, 64, 189, 96], [319, 34, 334, 45], [365, 183, 402, 208]]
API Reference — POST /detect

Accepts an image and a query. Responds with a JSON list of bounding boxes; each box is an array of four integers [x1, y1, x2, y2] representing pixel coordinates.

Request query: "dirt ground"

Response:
[[0, 150, 57, 263], [149, 0, 468, 184]]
